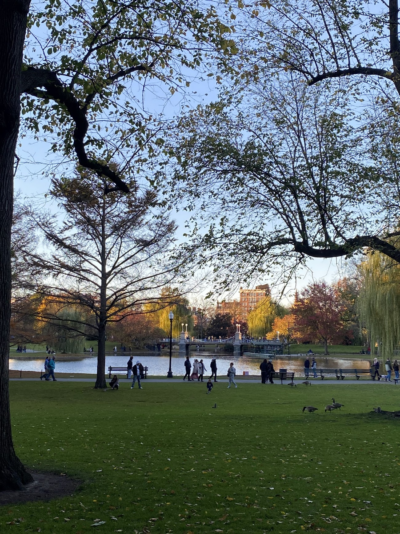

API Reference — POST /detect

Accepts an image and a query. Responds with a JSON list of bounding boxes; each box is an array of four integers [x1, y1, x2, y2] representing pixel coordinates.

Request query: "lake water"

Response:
[[9, 353, 371, 377]]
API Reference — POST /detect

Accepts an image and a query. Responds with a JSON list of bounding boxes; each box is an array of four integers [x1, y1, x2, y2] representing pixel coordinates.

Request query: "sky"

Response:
[[15, 12, 347, 309]]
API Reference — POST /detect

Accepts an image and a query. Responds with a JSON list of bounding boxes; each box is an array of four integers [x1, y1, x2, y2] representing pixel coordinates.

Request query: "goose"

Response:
[[325, 404, 337, 412], [302, 406, 318, 412], [332, 398, 344, 409], [302, 381, 312, 386], [288, 382, 297, 387]]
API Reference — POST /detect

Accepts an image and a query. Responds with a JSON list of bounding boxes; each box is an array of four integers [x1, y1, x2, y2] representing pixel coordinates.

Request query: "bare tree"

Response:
[[20, 170, 181, 388]]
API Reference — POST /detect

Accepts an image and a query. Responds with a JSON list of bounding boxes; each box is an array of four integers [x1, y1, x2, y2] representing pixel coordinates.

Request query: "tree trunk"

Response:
[[95, 196, 107, 389], [0, 0, 34, 490], [324, 340, 329, 356], [95, 321, 107, 389]]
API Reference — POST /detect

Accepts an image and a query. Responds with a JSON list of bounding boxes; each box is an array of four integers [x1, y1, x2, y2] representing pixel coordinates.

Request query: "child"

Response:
[[206, 379, 213, 394]]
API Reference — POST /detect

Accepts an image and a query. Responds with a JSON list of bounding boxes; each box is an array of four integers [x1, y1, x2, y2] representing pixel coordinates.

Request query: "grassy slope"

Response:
[[3, 382, 400, 533]]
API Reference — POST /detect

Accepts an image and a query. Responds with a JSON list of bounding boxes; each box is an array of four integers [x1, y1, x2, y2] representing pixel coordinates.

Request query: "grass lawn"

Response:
[[3, 383, 400, 533], [289, 344, 364, 357]]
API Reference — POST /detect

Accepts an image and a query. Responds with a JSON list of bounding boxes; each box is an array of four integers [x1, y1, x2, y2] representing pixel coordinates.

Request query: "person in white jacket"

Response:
[[191, 359, 199, 380], [227, 362, 237, 388]]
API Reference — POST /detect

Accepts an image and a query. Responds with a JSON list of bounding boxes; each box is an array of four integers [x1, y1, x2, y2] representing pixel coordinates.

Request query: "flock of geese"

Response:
[[303, 398, 344, 413]]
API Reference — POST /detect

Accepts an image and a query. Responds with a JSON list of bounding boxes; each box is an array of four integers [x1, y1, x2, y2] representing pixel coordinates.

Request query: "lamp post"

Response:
[[168, 311, 174, 378]]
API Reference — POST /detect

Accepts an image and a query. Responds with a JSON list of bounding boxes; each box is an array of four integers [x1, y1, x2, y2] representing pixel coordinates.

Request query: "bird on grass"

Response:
[[302, 381, 312, 386], [331, 398, 344, 409], [325, 404, 336, 412], [288, 382, 297, 387], [302, 406, 318, 412]]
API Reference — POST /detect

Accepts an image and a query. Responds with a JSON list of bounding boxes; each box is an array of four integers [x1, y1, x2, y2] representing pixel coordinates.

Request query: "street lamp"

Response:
[[168, 311, 174, 378]]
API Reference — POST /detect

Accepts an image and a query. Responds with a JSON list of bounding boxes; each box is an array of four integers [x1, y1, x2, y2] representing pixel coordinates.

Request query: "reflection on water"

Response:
[[9, 353, 370, 377]]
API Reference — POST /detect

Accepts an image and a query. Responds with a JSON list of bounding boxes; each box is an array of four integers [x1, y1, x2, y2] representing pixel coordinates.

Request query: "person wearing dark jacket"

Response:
[[304, 357, 310, 379], [127, 356, 133, 379], [266, 360, 275, 384], [131, 361, 144, 389], [209, 358, 218, 382], [372, 358, 380, 380], [260, 359, 268, 384], [183, 356, 192, 381], [109, 375, 119, 390]]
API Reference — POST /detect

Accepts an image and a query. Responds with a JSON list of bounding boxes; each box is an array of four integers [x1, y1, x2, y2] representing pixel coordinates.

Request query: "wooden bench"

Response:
[[271, 370, 295, 384], [108, 366, 148, 379], [339, 369, 374, 380]]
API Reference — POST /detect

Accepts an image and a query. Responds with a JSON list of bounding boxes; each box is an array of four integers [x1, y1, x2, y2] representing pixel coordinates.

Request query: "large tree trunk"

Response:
[[95, 197, 107, 389], [0, 0, 33, 490], [95, 321, 107, 388]]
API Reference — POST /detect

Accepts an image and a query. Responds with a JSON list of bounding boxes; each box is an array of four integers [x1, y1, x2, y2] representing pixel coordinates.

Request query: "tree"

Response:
[[145, 288, 193, 339], [110, 313, 166, 349], [0, 0, 233, 490], [19, 171, 180, 388], [0, 0, 34, 491], [163, 0, 400, 286], [267, 314, 296, 344], [294, 282, 351, 355], [358, 245, 400, 358], [247, 297, 285, 338], [206, 313, 235, 338]]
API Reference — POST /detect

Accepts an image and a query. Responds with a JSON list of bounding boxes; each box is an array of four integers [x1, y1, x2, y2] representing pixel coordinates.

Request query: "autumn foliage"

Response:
[[293, 282, 352, 354]]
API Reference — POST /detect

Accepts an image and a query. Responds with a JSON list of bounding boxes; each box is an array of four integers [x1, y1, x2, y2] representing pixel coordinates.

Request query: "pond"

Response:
[[9, 353, 371, 377]]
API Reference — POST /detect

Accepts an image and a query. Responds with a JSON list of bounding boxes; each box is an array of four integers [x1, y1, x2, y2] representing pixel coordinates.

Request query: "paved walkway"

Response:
[[9, 378, 399, 385]]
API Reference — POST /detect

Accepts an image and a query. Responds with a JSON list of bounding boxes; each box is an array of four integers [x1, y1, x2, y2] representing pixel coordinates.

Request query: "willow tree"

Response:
[[247, 297, 284, 338], [358, 249, 400, 358], [145, 288, 193, 339]]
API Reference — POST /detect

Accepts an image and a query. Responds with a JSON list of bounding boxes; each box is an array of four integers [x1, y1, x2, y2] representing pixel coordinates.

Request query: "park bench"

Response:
[[271, 370, 295, 384], [305, 368, 339, 380], [108, 366, 148, 379], [338, 369, 374, 380]]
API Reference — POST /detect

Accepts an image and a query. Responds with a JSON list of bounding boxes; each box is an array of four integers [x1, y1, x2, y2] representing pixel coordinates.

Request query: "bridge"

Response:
[[175, 327, 283, 356]]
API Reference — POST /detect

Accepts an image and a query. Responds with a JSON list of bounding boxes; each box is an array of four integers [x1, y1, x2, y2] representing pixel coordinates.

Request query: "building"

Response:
[[215, 300, 242, 322], [240, 284, 270, 319]]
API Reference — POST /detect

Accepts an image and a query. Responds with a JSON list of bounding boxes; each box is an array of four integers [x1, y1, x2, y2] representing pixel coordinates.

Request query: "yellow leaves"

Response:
[[226, 496, 234, 501]]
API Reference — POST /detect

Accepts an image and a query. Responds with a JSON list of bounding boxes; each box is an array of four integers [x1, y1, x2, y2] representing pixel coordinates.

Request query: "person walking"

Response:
[[209, 358, 218, 382], [40, 356, 50, 381], [304, 357, 310, 379], [127, 356, 133, 379], [47, 357, 57, 381], [372, 358, 380, 380], [227, 362, 237, 388], [385, 359, 393, 381], [131, 360, 144, 389], [311, 357, 317, 378], [183, 356, 192, 381], [266, 359, 275, 384], [198, 359, 207, 382], [393, 359, 399, 381], [260, 359, 268, 384], [191, 359, 199, 381]]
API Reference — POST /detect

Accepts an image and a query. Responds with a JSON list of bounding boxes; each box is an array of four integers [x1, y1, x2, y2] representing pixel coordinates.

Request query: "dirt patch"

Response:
[[0, 471, 81, 506]]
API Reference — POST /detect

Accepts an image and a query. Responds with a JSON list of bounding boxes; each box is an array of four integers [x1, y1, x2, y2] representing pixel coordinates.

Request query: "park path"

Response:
[[8, 378, 399, 385]]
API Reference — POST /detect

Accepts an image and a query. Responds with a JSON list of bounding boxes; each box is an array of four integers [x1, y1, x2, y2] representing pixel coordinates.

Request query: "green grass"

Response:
[[289, 344, 364, 356], [3, 382, 400, 533]]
